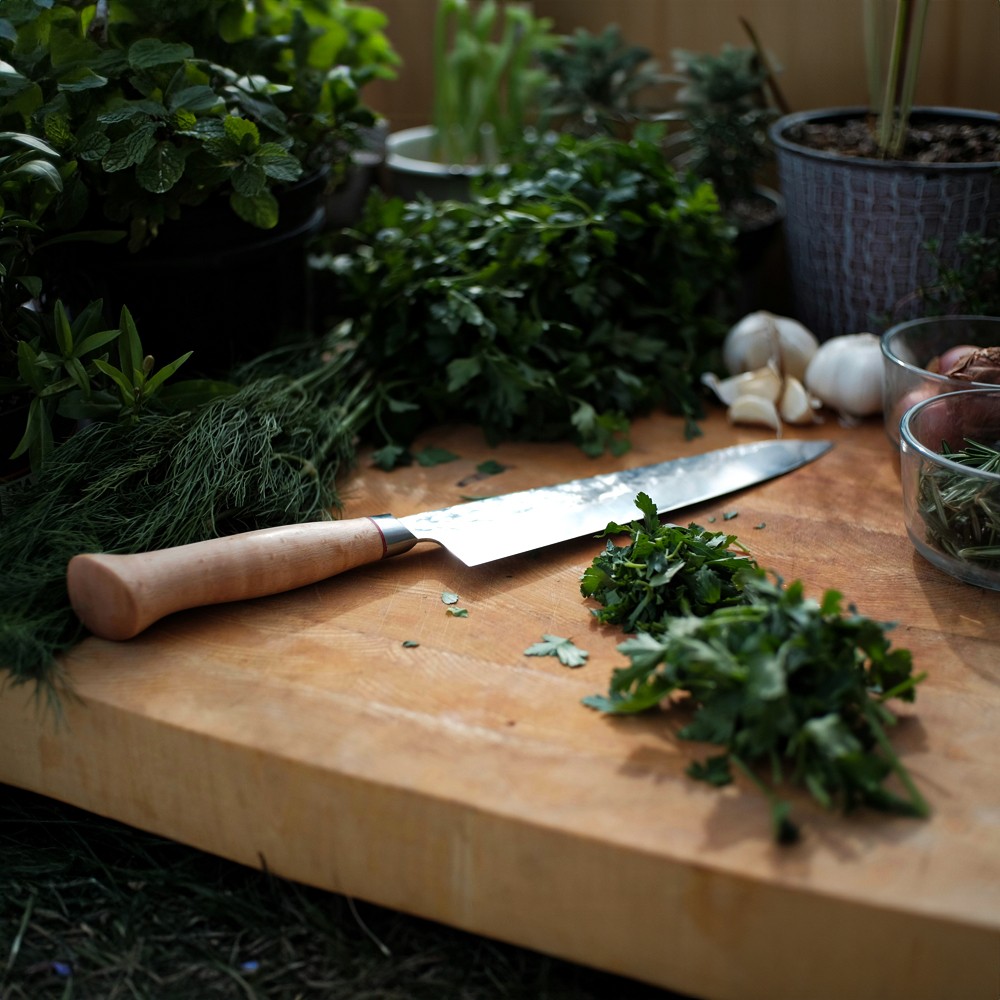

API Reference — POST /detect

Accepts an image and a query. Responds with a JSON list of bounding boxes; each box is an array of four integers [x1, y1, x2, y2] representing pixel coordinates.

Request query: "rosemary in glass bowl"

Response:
[[918, 438, 1000, 568], [900, 388, 1000, 590]]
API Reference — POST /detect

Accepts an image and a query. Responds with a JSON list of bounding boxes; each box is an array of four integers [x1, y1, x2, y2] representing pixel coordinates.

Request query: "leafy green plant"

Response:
[[0, 0, 395, 249], [431, 0, 557, 165], [0, 344, 367, 690], [0, 131, 65, 311], [918, 233, 1000, 316], [314, 128, 736, 465], [536, 25, 665, 138], [6, 299, 195, 472], [660, 44, 778, 217]]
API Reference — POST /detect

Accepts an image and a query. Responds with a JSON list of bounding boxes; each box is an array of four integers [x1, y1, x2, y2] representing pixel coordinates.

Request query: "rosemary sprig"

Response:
[[917, 438, 1000, 567]]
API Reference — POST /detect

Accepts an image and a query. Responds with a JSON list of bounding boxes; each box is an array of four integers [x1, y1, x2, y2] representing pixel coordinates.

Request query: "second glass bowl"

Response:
[[881, 316, 1000, 444]]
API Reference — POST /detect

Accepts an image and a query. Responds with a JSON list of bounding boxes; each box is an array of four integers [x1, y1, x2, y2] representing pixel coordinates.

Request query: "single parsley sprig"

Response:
[[582, 494, 928, 843], [580, 491, 758, 632]]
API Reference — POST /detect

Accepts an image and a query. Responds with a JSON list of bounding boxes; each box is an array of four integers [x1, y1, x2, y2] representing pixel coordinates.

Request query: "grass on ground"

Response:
[[1, 785, 692, 1000]]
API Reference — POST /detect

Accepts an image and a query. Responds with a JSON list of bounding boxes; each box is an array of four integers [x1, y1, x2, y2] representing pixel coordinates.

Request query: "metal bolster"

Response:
[[368, 514, 419, 559]]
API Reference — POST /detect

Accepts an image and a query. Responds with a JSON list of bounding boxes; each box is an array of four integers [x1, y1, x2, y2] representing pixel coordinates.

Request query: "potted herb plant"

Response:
[[383, 0, 556, 201], [0, 0, 397, 372], [662, 44, 783, 247], [768, 0, 1000, 338], [534, 24, 666, 140]]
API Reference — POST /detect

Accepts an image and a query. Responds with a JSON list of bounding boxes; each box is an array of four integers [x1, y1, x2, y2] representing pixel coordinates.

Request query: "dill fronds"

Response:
[[0, 357, 367, 695]]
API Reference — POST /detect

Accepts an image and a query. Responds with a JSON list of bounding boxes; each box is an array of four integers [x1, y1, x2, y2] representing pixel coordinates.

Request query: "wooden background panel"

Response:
[[364, 0, 1000, 131]]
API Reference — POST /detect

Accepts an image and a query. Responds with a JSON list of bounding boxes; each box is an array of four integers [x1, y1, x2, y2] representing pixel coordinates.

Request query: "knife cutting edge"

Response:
[[67, 437, 832, 641]]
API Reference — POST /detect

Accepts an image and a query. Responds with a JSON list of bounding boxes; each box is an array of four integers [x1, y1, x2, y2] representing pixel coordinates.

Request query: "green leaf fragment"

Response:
[[475, 459, 507, 476], [440, 591, 460, 605], [416, 446, 459, 467], [524, 634, 589, 668], [446, 607, 469, 618]]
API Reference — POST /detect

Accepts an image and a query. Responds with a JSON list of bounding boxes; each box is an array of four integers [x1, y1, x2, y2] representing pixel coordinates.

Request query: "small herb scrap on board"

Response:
[[524, 635, 589, 668], [582, 493, 929, 843]]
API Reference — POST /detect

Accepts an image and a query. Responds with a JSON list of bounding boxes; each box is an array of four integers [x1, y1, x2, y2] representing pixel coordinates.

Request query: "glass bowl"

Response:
[[881, 316, 1000, 445], [899, 388, 1000, 590]]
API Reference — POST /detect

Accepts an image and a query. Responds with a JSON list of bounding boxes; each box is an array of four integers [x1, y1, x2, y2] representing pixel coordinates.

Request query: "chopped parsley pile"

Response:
[[582, 493, 929, 843]]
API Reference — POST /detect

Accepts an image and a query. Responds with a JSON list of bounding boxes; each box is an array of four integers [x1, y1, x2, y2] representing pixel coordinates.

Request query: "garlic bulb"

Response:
[[723, 311, 820, 381], [804, 332, 884, 417]]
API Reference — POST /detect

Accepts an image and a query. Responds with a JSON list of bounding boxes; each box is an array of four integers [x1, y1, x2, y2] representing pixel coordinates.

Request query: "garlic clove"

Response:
[[723, 311, 819, 380], [702, 362, 783, 406], [779, 375, 823, 425], [727, 394, 782, 435], [804, 332, 884, 417]]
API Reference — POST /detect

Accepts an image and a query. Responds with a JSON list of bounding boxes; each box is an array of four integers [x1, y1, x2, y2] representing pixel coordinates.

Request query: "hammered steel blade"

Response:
[[396, 438, 832, 566]]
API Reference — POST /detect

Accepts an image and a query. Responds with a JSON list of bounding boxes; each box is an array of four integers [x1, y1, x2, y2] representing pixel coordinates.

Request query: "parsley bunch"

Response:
[[580, 492, 756, 630], [313, 128, 735, 466], [583, 496, 928, 842]]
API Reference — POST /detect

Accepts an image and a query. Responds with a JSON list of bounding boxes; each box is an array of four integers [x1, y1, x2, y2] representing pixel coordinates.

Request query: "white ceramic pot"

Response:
[[384, 125, 506, 201]]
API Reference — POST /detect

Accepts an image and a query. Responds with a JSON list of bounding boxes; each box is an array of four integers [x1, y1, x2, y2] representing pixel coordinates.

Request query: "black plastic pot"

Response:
[[770, 107, 1000, 339], [57, 173, 328, 377]]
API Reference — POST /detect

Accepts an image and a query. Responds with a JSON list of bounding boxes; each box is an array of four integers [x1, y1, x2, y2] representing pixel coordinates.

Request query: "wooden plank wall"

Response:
[[363, 0, 1000, 131]]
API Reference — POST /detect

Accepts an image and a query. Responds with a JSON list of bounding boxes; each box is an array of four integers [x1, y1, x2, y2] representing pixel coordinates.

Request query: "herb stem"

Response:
[[861, 698, 930, 818]]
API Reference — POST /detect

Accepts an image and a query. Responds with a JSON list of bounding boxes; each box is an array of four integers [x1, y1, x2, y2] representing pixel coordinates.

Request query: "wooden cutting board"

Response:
[[2, 409, 998, 1000]]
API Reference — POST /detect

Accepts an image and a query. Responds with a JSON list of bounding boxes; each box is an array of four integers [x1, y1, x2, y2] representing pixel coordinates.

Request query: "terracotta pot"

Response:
[[770, 107, 1000, 339]]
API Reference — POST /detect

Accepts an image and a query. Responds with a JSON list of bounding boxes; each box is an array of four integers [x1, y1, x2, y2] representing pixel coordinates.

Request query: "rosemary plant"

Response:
[[918, 438, 1000, 568]]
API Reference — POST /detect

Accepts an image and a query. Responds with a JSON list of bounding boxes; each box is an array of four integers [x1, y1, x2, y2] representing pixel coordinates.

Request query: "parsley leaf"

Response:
[[581, 495, 757, 632], [446, 607, 469, 618], [441, 591, 460, 605], [524, 634, 589, 668]]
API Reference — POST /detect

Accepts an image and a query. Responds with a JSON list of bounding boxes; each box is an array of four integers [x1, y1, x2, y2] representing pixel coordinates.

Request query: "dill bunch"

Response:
[[0, 360, 367, 695]]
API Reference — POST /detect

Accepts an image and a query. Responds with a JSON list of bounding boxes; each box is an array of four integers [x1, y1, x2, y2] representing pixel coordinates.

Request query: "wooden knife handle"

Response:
[[67, 517, 414, 641]]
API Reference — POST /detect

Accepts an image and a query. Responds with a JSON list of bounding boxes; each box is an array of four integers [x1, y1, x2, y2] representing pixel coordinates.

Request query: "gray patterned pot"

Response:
[[770, 107, 1000, 339]]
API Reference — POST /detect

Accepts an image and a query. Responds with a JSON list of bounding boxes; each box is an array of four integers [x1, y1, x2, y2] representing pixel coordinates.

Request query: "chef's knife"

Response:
[[67, 437, 832, 641]]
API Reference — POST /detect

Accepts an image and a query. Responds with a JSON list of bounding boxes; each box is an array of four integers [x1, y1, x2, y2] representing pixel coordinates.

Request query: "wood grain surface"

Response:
[[2, 409, 998, 1000]]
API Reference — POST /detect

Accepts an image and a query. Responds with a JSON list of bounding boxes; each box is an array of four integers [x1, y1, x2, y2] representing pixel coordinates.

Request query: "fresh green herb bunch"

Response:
[[580, 492, 757, 632], [582, 492, 928, 842], [0, 350, 366, 692], [0, 0, 394, 249], [586, 571, 928, 843], [315, 128, 735, 466], [918, 437, 1000, 568], [537, 24, 666, 138]]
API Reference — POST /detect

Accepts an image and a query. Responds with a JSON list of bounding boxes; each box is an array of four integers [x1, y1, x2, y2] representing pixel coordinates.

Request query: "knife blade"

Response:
[[67, 437, 832, 641]]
